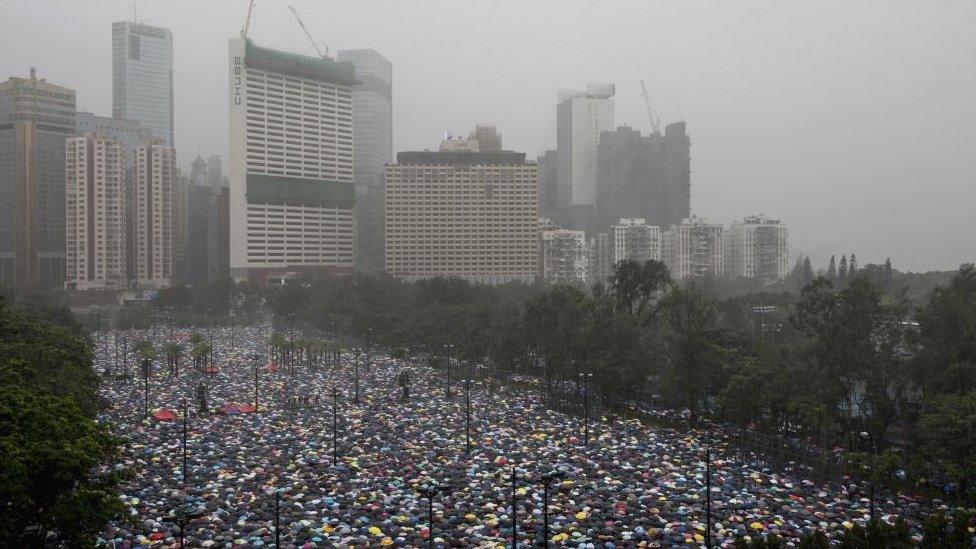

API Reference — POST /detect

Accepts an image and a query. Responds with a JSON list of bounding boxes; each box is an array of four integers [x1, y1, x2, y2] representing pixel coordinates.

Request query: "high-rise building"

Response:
[[229, 39, 356, 284], [112, 21, 174, 145], [65, 134, 127, 290], [540, 220, 589, 285], [76, 112, 150, 282], [556, 83, 614, 228], [725, 215, 789, 283], [184, 156, 230, 287], [469, 125, 502, 152], [591, 218, 662, 283], [538, 150, 557, 219], [662, 216, 724, 280], [337, 49, 392, 274], [595, 123, 691, 230], [0, 71, 76, 290], [133, 140, 177, 288], [385, 144, 539, 283]]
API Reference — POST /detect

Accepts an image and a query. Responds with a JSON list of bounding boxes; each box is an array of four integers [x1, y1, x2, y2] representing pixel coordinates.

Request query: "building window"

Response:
[[129, 35, 140, 60]]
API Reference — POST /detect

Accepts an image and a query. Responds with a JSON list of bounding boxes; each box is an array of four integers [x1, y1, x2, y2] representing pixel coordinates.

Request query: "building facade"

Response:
[[184, 156, 230, 287], [65, 134, 127, 290], [662, 216, 724, 280], [229, 39, 356, 284], [538, 150, 557, 219], [612, 218, 661, 264], [540, 221, 589, 285], [337, 49, 392, 273], [725, 215, 789, 283], [112, 21, 174, 145], [0, 71, 76, 290], [133, 140, 176, 288], [385, 147, 539, 283], [556, 83, 615, 227]]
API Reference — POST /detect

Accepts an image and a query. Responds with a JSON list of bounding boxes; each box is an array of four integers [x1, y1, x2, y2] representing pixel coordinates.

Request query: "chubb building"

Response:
[[228, 38, 356, 283]]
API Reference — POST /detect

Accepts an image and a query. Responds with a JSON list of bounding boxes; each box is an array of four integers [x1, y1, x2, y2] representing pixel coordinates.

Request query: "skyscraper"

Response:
[[133, 140, 177, 288], [184, 156, 230, 287], [336, 49, 392, 273], [540, 222, 589, 285], [556, 83, 615, 228], [229, 39, 357, 283], [112, 21, 174, 145], [65, 134, 127, 290], [76, 112, 150, 283], [0, 71, 76, 290], [385, 142, 539, 283], [538, 150, 558, 219], [596, 123, 691, 230]]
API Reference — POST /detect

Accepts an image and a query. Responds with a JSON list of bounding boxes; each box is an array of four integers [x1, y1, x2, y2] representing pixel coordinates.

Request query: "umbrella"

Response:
[[204, 365, 220, 374], [239, 403, 256, 414], [264, 362, 278, 373], [221, 403, 242, 415], [152, 409, 177, 421]]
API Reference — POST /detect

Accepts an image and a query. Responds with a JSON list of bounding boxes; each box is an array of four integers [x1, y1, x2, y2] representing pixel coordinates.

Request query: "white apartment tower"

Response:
[[133, 140, 176, 288], [385, 147, 539, 284], [112, 21, 174, 145], [612, 218, 661, 265], [229, 39, 356, 283], [556, 84, 615, 212], [725, 215, 789, 283], [65, 134, 127, 290], [541, 223, 590, 285], [662, 216, 724, 280]]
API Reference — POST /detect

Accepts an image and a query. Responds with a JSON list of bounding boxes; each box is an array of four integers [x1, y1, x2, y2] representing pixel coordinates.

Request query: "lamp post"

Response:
[[539, 471, 566, 547], [578, 372, 593, 446], [273, 488, 283, 548], [332, 386, 339, 466], [705, 444, 712, 548], [443, 344, 453, 399], [511, 466, 519, 549], [253, 353, 261, 413], [353, 350, 361, 404], [165, 497, 206, 549], [141, 358, 151, 418], [181, 397, 189, 486], [418, 485, 443, 549], [464, 372, 472, 456]]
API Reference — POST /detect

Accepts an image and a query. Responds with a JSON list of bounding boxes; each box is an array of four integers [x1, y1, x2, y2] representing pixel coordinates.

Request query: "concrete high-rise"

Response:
[[336, 49, 392, 273], [0, 71, 76, 290], [662, 216, 724, 280], [184, 156, 230, 287], [538, 150, 558, 219], [596, 123, 691, 230], [556, 83, 614, 229], [133, 140, 177, 289], [540, 221, 589, 285], [385, 144, 539, 283], [725, 215, 789, 283], [65, 134, 127, 290], [592, 218, 661, 283], [112, 21, 174, 145], [76, 112, 150, 282], [229, 39, 356, 284]]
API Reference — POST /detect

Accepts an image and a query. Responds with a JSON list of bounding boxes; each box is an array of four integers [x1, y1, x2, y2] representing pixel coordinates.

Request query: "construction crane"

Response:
[[287, 4, 329, 59], [640, 80, 662, 135], [241, 0, 256, 39]]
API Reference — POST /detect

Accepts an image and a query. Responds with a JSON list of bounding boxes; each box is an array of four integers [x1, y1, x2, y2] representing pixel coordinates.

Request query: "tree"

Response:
[[801, 256, 815, 287], [849, 253, 858, 276], [914, 264, 976, 395], [838, 255, 849, 284], [607, 259, 670, 317], [827, 255, 837, 282], [917, 391, 976, 503]]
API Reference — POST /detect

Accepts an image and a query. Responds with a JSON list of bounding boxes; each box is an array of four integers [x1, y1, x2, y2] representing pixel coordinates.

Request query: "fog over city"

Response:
[[2, 0, 974, 270]]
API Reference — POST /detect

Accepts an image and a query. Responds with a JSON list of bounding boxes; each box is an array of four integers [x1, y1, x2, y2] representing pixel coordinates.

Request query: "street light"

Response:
[[510, 466, 520, 549], [164, 497, 206, 549], [181, 397, 189, 486], [751, 305, 776, 340], [418, 484, 444, 549], [332, 386, 340, 466], [271, 488, 286, 548], [578, 372, 593, 446], [141, 358, 151, 418], [252, 353, 262, 413], [704, 443, 713, 548], [464, 369, 472, 456], [539, 470, 566, 547], [353, 350, 361, 404]]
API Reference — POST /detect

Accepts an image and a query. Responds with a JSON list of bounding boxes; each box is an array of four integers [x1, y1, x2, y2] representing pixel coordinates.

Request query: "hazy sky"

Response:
[[2, 1, 974, 271]]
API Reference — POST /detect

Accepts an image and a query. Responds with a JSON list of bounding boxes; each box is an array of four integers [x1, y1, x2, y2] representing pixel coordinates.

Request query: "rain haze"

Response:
[[2, 0, 974, 271]]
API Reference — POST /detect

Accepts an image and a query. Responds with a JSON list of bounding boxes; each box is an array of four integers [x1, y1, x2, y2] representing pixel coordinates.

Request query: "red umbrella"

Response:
[[264, 362, 278, 373], [221, 403, 242, 415], [239, 403, 256, 414], [153, 408, 177, 421], [204, 365, 220, 374]]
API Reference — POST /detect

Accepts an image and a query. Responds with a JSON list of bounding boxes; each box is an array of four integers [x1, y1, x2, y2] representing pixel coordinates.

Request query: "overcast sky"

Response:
[[2, 0, 974, 272]]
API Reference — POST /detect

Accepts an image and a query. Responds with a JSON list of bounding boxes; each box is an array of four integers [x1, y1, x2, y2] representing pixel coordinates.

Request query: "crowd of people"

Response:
[[95, 324, 930, 548]]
